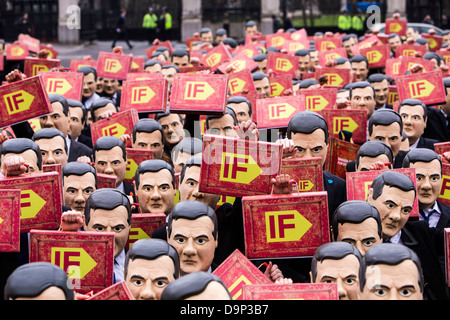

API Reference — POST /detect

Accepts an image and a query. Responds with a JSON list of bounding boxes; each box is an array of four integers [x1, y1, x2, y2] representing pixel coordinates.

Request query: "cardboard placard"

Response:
[[120, 78, 168, 113], [70, 59, 98, 72], [385, 58, 402, 78], [255, 95, 305, 129], [437, 49, 450, 64], [282, 40, 310, 55], [388, 85, 399, 106], [126, 213, 166, 250], [170, 73, 228, 115], [302, 87, 337, 113], [212, 249, 272, 300], [385, 18, 408, 36], [315, 38, 342, 52], [318, 48, 348, 67], [97, 52, 133, 80], [242, 283, 338, 300], [395, 44, 427, 58], [228, 69, 257, 96], [234, 44, 261, 59], [422, 34, 443, 52], [88, 281, 134, 300], [434, 142, 450, 155], [346, 168, 419, 219], [130, 56, 145, 73], [90, 109, 139, 148], [398, 56, 435, 76], [200, 43, 232, 72], [0, 75, 52, 128], [24, 57, 61, 78], [396, 70, 446, 106], [322, 109, 368, 145], [39, 71, 84, 101], [5, 43, 29, 60], [124, 148, 154, 185], [18, 34, 40, 53], [126, 72, 163, 81], [266, 52, 299, 77], [40, 44, 59, 59], [281, 157, 324, 192], [199, 135, 282, 197], [218, 53, 258, 74], [360, 44, 390, 69], [438, 163, 450, 207], [0, 189, 21, 252], [265, 33, 291, 49], [325, 138, 360, 180], [315, 67, 351, 87], [145, 40, 173, 59], [0, 172, 62, 233], [242, 192, 330, 259], [29, 230, 115, 294], [96, 173, 117, 189], [269, 74, 293, 97]]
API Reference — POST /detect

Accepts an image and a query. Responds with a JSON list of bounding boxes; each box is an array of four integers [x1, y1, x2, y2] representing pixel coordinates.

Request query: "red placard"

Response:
[[170, 73, 228, 115], [322, 109, 368, 144], [422, 34, 443, 52], [302, 87, 337, 113], [120, 78, 168, 113], [97, 52, 133, 80], [234, 44, 260, 59], [126, 72, 163, 81], [124, 148, 154, 185], [40, 44, 59, 59], [18, 34, 40, 53], [282, 40, 310, 55], [0, 75, 52, 127], [0, 172, 62, 233], [0, 189, 21, 252], [434, 142, 450, 155], [395, 44, 427, 58], [325, 138, 360, 180], [269, 74, 293, 97], [266, 51, 299, 77], [130, 56, 145, 73], [126, 213, 166, 250], [24, 57, 61, 78], [385, 19, 408, 36], [242, 283, 338, 300], [438, 163, 450, 206], [70, 59, 98, 72], [5, 43, 29, 60], [218, 53, 258, 74], [242, 192, 330, 259], [318, 48, 348, 67], [228, 69, 257, 96], [212, 249, 272, 300], [315, 67, 351, 87], [96, 173, 117, 189], [90, 109, 139, 148], [388, 85, 399, 106], [396, 70, 446, 106], [265, 33, 291, 49], [281, 157, 324, 192], [315, 38, 342, 52], [38, 71, 84, 101], [145, 40, 173, 59], [291, 28, 308, 42], [29, 230, 115, 294], [256, 95, 305, 129], [199, 135, 282, 197], [88, 281, 134, 300], [398, 56, 435, 76], [438, 49, 450, 64], [385, 58, 402, 78], [360, 44, 390, 69], [200, 43, 232, 72], [346, 168, 419, 219]]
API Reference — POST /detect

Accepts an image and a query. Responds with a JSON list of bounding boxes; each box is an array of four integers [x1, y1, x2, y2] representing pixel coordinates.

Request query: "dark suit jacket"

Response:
[[68, 136, 93, 162], [416, 136, 439, 150], [323, 171, 347, 221], [437, 201, 450, 230], [77, 134, 93, 149], [400, 220, 449, 300], [423, 107, 450, 143]]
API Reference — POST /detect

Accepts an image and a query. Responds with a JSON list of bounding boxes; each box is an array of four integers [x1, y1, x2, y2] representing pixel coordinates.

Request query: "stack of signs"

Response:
[[0, 189, 21, 252]]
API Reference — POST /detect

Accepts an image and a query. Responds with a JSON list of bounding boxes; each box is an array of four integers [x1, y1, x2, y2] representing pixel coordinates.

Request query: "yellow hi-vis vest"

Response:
[[352, 16, 364, 31], [338, 15, 351, 30], [143, 13, 158, 29], [163, 13, 172, 30]]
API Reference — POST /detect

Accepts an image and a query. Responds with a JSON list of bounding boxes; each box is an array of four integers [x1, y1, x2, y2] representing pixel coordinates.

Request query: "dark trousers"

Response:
[[112, 29, 132, 49]]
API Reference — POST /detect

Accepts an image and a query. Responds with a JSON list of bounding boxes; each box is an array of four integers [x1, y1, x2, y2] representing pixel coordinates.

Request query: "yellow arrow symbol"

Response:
[[125, 158, 139, 180], [46, 78, 73, 95], [325, 52, 342, 63], [101, 123, 127, 138], [389, 22, 403, 33], [129, 227, 150, 242], [11, 46, 25, 57], [131, 86, 155, 104], [28, 118, 41, 132], [4, 90, 35, 115], [241, 49, 254, 58], [265, 210, 312, 242], [228, 60, 247, 73], [205, 53, 223, 67], [268, 102, 296, 120], [289, 42, 306, 51], [0, 217, 3, 224], [131, 61, 140, 69], [298, 180, 314, 192], [32, 65, 50, 76], [306, 95, 329, 111], [229, 78, 246, 94], [324, 73, 344, 86], [228, 275, 252, 300], [271, 36, 285, 47], [219, 153, 262, 184], [332, 117, 359, 134], [20, 190, 46, 219], [408, 80, 435, 98], [321, 41, 337, 51], [366, 50, 382, 64], [51, 247, 97, 279], [104, 59, 123, 73], [275, 58, 294, 72], [184, 81, 215, 100], [270, 82, 285, 97]]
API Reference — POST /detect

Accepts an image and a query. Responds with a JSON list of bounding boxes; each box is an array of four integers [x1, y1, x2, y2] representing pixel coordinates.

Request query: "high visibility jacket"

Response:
[[352, 16, 364, 31], [162, 13, 172, 30], [143, 13, 158, 29], [338, 15, 352, 30]]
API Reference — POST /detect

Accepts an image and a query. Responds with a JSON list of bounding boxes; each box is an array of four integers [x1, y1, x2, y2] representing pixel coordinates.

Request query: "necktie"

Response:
[[420, 209, 437, 224]]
